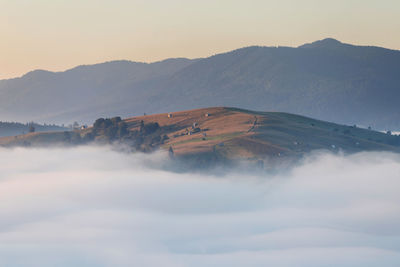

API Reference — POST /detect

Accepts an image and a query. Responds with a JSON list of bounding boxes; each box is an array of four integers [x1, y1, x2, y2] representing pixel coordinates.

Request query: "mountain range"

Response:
[[1, 38, 399, 130]]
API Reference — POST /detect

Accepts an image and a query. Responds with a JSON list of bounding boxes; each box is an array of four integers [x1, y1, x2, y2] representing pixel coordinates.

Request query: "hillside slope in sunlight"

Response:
[[125, 107, 400, 161], [1, 107, 399, 167]]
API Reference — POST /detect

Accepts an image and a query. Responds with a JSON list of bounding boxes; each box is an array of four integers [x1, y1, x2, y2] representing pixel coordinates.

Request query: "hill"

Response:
[[1, 107, 399, 167], [0, 39, 399, 130], [0, 121, 67, 137]]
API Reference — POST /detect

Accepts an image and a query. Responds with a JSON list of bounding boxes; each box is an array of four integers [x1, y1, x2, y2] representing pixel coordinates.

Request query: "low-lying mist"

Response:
[[0, 146, 400, 266]]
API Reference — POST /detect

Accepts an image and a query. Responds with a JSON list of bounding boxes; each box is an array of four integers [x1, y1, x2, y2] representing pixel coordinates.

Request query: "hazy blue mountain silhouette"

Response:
[[0, 38, 399, 130], [0, 59, 196, 123]]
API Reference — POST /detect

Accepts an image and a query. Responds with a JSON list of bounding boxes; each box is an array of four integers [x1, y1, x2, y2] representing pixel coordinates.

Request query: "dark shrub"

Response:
[[143, 122, 159, 134]]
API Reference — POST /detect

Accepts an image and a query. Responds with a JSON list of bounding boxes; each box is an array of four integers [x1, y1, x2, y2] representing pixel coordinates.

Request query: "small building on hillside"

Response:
[[168, 113, 173, 118]]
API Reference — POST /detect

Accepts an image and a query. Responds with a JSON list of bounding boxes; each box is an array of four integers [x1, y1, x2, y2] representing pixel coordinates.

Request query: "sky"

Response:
[[1, 0, 400, 79], [1, 146, 400, 266]]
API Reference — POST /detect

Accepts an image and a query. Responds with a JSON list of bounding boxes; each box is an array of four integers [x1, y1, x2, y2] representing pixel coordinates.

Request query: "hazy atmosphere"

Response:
[[1, 147, 400, 266], [2, 1, 400, 266], [1, 0, 400, 79]]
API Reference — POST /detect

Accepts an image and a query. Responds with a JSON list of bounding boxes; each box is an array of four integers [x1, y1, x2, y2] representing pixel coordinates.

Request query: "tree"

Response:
[[143, 122, 159, 134], [117, 122, 129, 138], [168, 146, 174, 158], [28, 123, 35, 133], [105, 126, 118, 140], [111, 117, 122, 125], [93, 118, 105, 130], [139, 120, 145, 133]]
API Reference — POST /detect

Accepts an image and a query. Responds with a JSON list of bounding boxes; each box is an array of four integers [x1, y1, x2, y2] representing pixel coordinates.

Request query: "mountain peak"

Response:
[[299, 38, 343, 49], [22, 69, 54, 79]]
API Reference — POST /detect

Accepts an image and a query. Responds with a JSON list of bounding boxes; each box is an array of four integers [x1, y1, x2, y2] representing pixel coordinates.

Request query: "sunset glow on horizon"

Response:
[[1, 0, 399, 79]]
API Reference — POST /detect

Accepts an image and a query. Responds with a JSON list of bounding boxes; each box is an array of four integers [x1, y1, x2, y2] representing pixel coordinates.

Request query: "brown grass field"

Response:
[[124, 107, 400, 160], [1, 107, 399, 163]]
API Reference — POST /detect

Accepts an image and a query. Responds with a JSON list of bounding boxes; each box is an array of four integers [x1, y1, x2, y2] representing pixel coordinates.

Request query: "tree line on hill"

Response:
[[0, 121, 67, 137], [63, 117, 168, 152]]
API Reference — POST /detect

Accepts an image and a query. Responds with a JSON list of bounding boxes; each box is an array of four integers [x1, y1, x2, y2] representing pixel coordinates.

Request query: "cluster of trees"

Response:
[[138, 120, 159, 135], [70, 117, 166, 152], [62, 117, 129, 144], [58, 116, 169, 152], [92, 117, 129, 140], [131, 120, 168, 151]]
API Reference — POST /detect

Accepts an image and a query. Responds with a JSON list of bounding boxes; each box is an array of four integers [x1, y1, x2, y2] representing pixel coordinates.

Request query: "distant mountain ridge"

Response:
[[1, 38, 399, 130]]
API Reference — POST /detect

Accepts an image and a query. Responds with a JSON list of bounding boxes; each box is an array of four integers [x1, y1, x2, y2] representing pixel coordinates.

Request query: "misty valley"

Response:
[[0, 147, 400, 266], [1, 20, 400, 265], [1, 105, 400, 266]]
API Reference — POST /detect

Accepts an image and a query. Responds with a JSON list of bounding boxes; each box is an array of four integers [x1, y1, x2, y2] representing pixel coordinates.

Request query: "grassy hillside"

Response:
[[1, 107, 399, 167], [125, 107, 400, 161]]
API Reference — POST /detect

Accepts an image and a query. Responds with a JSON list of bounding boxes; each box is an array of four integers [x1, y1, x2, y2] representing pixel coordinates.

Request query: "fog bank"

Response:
[[0, 147, 400, 266]]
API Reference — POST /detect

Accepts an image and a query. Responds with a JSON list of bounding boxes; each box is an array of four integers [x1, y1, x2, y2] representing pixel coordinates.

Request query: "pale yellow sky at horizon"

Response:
[[1, 0, 399, 79]]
